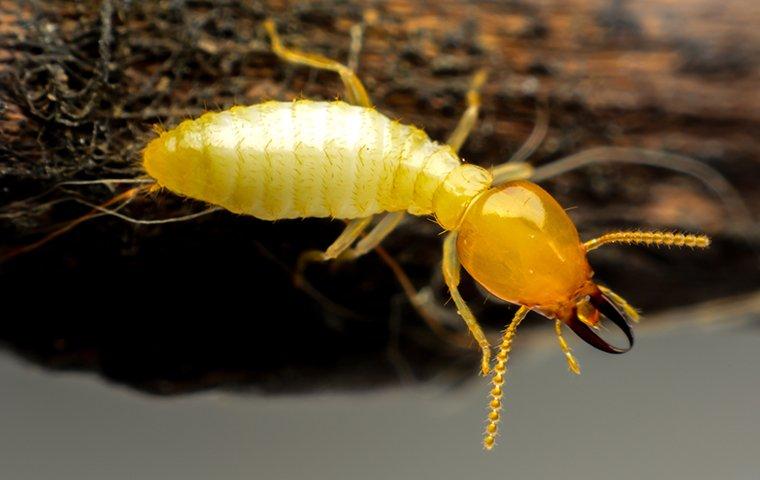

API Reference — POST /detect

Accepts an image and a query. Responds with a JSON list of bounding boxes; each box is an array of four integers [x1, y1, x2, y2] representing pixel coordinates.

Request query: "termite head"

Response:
[[455, 180, 635, 352]]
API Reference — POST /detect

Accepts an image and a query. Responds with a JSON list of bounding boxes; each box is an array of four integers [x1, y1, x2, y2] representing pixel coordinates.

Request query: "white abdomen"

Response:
[[142, 100, 464, 220]]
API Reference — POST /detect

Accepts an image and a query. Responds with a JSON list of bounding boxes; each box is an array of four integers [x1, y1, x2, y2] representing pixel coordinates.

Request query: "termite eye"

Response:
[[565, 292, 635, 354]]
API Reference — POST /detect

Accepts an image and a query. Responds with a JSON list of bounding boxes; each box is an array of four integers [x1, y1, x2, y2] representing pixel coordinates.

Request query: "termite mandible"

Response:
[[8, 18, 717, 450]]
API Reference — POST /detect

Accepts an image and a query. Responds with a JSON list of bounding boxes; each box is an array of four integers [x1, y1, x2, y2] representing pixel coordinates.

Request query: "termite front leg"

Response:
[[442, 231, 492, 375], [264, 19, 372, 108], [447, 68, 488, 153], [554, 320, 581, 375]]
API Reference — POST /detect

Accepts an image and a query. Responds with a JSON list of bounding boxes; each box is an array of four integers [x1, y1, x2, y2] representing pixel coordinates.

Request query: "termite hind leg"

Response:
[[554, 319, 581, 374], [484, 305, 529, 451], [294, 216, 373, 288], [263, 18, 372, 108], [375, 245, 476, 349], [442, 231, 492, 375], [446, 68, 488, 154]]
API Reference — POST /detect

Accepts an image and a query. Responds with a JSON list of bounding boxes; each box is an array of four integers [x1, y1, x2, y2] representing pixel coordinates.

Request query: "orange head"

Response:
[[456, 180, 634, 352]]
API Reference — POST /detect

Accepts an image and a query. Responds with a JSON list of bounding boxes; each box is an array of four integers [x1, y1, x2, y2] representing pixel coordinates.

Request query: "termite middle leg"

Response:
[[263, 19, 372, 108], [443, 231, 492, 375], [295, 213, 407, 283], [294, 216, 373, 286], [338, 212, 405, 261]]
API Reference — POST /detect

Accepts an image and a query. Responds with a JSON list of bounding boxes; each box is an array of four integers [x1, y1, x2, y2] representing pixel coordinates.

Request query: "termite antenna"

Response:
[[484, 306, 529, 451], [583, 230, 711, 252]]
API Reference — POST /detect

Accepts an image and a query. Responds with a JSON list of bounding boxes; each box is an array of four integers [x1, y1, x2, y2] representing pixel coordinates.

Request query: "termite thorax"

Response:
[[432, 164, 493, 230]]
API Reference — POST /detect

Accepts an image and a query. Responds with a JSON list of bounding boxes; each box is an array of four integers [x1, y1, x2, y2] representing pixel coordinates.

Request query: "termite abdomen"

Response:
[[142, 100, 488, 222]]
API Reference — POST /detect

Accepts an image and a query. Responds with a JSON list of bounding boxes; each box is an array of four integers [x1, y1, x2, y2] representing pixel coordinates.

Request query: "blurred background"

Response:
[[1, 1, 758, 478]]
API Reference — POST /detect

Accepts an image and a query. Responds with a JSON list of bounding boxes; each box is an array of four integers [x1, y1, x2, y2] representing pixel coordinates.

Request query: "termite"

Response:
[[7, 18, 721, 450], [137, 19, 713, 449]]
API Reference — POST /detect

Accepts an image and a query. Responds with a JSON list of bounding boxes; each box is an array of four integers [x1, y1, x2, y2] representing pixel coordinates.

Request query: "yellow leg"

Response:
[[339, 212, 405, 261], [484, 305, 529, 451], [442, 231, 491, 375], [446, 68, 488, 153], [297, 212, 407, 276], [264, 19, 372, 108], [555, 320, 581, 374], [294, 217, 373, 286]]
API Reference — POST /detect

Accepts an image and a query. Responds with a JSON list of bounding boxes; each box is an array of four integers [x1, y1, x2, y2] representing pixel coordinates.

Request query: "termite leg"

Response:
[[490, 100, 549, 185], [263, 19, 372, 108], [295, 213, 408, 280], [484, 305, 529, 450], [338, 212, 405, 261], [294, 216, 373, 287], [373, 246, 466, 344], [554, 319, 581, 374], [528, 146, 753, 228], [442, 231, 492, 375], [447, 68, 488, 153], [349, 213, 473, 343]]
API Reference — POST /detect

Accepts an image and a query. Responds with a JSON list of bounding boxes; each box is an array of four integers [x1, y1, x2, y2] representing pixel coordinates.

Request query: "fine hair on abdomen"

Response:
[[142, 100, 463, 220]]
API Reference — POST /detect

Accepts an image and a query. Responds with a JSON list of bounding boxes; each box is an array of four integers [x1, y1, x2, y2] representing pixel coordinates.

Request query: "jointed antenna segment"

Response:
[[484, 306, 529, 451], [583, 230, 710, 252]]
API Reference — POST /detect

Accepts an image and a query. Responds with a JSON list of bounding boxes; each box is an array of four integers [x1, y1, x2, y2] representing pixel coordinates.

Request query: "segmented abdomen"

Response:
[[142, 100, 463, 220]]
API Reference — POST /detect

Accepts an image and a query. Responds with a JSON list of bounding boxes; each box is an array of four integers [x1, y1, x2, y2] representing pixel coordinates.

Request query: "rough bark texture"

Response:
[[0, 0, 758, 394]]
